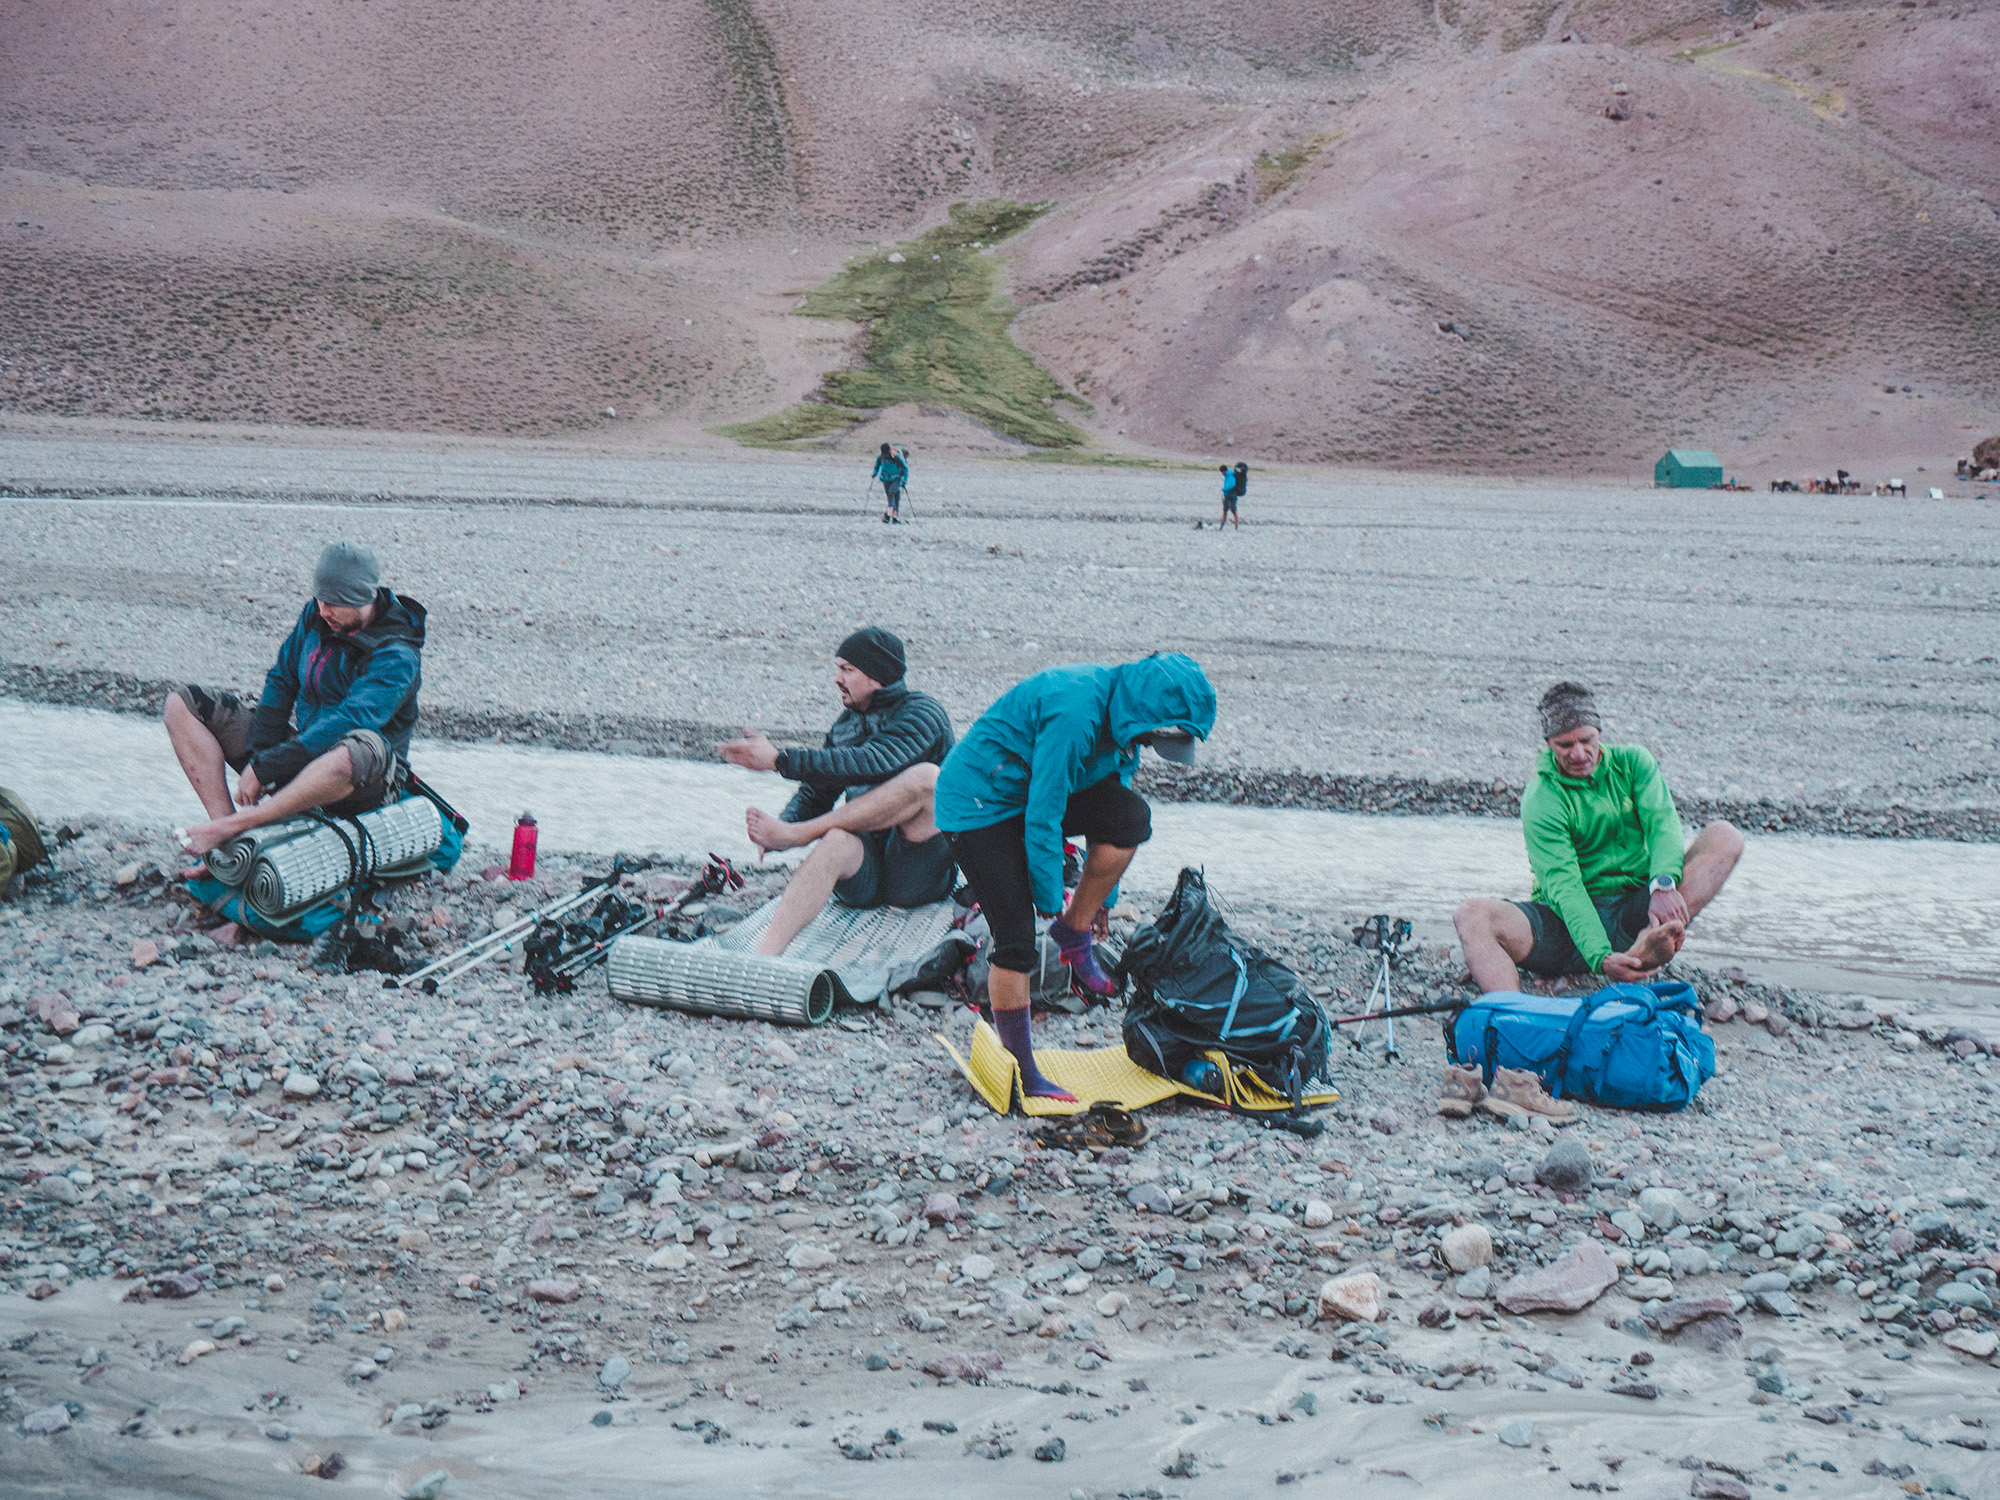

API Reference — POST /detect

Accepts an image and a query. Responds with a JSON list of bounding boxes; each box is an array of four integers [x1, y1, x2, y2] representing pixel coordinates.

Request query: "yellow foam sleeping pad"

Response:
[[936, 1018, 1339, 1118]]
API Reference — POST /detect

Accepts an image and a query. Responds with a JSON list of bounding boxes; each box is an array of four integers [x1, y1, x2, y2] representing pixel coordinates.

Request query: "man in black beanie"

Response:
[[720, 627, 956, 956]]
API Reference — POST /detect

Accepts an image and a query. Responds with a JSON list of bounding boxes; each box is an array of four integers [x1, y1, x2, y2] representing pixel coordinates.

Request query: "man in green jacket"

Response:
[[1453, 682, 1743, 994]]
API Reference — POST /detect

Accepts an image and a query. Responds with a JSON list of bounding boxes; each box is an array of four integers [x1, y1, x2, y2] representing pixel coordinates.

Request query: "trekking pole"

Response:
[[532, 853, 743, 992], [396, 853, 652, 991], [1349, 915, 1413, 1059], [1332, 997, 1470, 1026], [396, 884, 603, 992]]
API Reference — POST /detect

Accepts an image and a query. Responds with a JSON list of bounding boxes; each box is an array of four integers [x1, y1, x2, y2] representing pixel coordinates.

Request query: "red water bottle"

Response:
[[507, 812, 538, 880]]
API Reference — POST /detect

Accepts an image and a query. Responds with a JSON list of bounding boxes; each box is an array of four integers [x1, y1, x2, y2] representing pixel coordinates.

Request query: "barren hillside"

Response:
[[1, 0, 1994, 471]]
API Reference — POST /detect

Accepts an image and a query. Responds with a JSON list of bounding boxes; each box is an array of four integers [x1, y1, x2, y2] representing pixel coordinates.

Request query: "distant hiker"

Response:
[[874, 443, 909, 524], [721, 627, 955, 957], [1452, 682, 1743, 994], [167, 542, 425, 858], [936, 654, 1217, 1101], [1217, 465, 1239, 529]]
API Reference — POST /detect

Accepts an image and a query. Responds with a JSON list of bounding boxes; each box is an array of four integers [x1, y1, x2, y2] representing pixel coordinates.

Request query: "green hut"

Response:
[[1654, 449, 1723, 488]]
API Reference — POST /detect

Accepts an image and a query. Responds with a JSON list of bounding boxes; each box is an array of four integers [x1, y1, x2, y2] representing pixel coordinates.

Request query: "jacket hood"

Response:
[[295, 588, 426, 655], [1106, 652, 1217, 751]]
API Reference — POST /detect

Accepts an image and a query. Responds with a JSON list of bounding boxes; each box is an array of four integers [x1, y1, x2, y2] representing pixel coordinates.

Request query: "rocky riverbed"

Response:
[[3, 828, 1998, 1498]]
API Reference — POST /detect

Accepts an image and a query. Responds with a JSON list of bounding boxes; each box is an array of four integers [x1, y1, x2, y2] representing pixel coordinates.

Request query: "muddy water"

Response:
[[5, 697, 1994, 1006]]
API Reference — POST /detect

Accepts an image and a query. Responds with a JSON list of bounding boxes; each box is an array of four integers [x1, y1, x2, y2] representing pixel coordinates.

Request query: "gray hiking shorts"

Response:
[[174, 684, 398, 817], [833, 827, 957, 910]]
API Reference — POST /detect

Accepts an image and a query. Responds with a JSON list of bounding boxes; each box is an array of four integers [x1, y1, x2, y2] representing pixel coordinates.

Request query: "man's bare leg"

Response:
[[754, 830, 866, 957], [1679, 821, 1744, 919], [181, 746, 357, 855], [746, 762, 940, 854], [1610, 820, 1743, 970], [1454, 897, 1537, 995], [744, 763, 943, 956], [164, 694, 234, 821]]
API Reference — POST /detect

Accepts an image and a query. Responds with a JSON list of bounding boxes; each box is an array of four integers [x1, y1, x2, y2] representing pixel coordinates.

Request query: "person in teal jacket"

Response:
[[937, 653, 1217, 1101], [872, 443, 908, 524], [1453, 681, 1744, 994]]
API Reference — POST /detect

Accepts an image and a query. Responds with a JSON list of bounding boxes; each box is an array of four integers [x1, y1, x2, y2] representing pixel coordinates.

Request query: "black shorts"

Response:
[[832, 827, 956, 910], [883, 482, 903, 508], [1222, 495, 1238, 513], [948, 776, 1151, 973], [1513, 886, 1653, 977]]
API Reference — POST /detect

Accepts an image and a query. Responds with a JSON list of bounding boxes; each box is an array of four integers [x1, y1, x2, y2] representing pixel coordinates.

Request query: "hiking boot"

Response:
[[1488, 1066, 1578, 1122], [1437, 1065, 1486, 1119], [1048, 915, 1116, 998]]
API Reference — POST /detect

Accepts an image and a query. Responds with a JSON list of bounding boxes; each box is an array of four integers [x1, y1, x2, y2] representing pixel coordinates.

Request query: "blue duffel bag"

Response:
[[1446, 981, 1716, 1112]]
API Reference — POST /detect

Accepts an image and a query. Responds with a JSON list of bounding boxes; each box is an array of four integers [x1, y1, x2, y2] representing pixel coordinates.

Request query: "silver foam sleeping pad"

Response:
[[606, 895, 959, 1026], [202, 821, 314, 886], [245, 797, 444, 920], [607, 937, 839, 1026]]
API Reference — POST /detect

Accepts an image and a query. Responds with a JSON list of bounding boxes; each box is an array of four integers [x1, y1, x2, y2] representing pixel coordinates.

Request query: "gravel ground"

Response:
[[3, 430, 1998, 837], [3, 828, 1999, 1494]]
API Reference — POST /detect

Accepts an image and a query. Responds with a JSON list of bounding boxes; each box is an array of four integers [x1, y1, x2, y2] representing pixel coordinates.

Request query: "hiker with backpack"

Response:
[[1451, 681, 1745, 994], [166, 542, 427, 859], [721, 627, 956, 958], [1216, 465, 1239, 528], [935, 653, 1217, 1101], [873, 443, 909, 524]]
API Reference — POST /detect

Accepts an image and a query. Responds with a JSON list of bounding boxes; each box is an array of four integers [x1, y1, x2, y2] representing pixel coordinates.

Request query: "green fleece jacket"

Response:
[[1521, 744, 1685, 972]]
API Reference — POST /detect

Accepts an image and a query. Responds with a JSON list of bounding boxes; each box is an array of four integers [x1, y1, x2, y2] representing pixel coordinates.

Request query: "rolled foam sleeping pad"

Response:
[[607, 935, 840, 1027], [203, 820, 315, 887], [246, 797, 444, 920]]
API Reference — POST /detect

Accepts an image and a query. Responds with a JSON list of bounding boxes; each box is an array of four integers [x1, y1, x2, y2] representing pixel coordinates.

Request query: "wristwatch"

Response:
[[1649, 875, 1678, 894]]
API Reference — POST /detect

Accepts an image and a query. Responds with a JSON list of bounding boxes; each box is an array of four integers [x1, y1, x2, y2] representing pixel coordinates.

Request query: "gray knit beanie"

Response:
[[1538, 681, 1601, 741], [313, 542, 380, 608]]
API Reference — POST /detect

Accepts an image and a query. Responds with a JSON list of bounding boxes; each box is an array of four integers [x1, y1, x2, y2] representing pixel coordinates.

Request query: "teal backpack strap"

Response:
[[1551, 990, 1628, 1099]]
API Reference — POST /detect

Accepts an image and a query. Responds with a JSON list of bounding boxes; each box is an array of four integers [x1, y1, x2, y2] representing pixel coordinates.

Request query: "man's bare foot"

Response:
[[1625, 918, 1684, 972], [180, 817, 246, 857], [745, 807, 808, 854]]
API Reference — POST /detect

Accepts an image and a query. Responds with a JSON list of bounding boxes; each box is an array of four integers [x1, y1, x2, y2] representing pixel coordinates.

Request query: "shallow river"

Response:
[[4, 697, 1994, 1009]]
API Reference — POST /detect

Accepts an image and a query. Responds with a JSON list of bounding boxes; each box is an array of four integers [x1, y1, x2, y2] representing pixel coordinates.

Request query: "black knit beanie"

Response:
[[836, 627, 906, 685]]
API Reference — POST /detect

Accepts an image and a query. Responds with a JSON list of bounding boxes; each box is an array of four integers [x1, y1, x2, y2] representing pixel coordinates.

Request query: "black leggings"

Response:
[[948, 776, 1151, 972]]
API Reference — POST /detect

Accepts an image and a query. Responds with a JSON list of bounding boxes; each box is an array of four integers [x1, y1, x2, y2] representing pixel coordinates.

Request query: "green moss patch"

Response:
[[715, 200, 1089, 450]]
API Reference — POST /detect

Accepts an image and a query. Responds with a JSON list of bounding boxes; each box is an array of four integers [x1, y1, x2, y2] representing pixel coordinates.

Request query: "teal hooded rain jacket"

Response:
[[935, 653, 1218, 915]]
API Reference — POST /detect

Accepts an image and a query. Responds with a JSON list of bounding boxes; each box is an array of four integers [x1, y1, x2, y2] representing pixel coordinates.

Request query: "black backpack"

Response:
[[1116, 867, 1331, 1107]]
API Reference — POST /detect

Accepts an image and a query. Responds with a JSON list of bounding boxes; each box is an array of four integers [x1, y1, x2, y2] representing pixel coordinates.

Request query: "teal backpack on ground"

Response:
[[184, 793, 465, 940], [1446, 981, 1715, 1112]]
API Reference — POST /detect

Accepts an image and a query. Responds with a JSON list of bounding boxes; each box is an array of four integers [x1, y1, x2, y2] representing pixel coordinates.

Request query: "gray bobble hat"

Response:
[[313, 542, 381, 608]]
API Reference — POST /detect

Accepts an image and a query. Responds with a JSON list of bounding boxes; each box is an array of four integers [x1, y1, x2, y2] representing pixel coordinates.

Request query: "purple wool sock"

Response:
[[992, 1005, 1075, 1100], [1048, 915, 1116, 997]]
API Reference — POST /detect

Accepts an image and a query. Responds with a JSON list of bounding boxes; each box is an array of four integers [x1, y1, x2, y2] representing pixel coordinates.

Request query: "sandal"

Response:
[[1035, 1102, 1152, 1154], [1085, 1101, 1151, 1151], [1036, 1115, 1096, 1152]]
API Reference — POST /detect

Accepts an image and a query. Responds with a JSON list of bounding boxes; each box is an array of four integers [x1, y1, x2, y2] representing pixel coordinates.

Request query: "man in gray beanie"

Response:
[[1452, 681, 1744, 994], [166, 541, 427, 857], [720, 628, 956, 956]]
